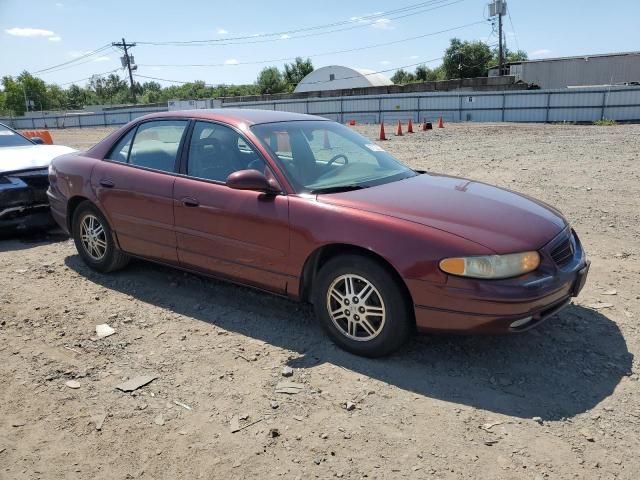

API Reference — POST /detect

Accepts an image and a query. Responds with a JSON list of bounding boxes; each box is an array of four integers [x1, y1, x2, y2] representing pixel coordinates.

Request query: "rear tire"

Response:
[[71, 201, 129, 273], [312, 254, 412, 357]]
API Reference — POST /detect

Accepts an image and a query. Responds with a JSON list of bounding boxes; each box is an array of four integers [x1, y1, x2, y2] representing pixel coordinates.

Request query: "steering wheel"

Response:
[[327, 154, 349, 167]]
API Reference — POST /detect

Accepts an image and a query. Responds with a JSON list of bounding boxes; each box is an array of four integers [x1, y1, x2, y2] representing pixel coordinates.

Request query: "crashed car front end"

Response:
[[0, 167, 54, 231]]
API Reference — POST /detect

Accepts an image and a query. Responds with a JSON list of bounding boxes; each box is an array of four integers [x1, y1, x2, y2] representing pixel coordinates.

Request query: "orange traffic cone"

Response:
[[323, 130, 331, 149], [407, 119, 414, 133], [379, 123, 387, 141], [395, 120, 403, 136], [438, 116, 444, 128]]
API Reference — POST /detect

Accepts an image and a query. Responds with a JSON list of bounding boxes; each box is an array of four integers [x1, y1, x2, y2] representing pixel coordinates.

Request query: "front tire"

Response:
[[312, 254, 412, 357], [72, 201, 129, 273]]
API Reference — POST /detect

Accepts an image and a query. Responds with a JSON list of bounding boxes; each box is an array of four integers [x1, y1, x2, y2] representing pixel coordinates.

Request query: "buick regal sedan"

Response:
[[48, 110, 589, 357]]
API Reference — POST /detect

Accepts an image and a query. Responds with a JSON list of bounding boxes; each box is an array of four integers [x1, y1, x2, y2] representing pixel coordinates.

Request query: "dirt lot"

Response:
[[1, 122, 639, 480]]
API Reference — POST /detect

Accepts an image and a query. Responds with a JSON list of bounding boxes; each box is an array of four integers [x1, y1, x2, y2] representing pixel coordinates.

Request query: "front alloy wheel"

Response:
[[327, 274, 386, 341], [313, 254, 412, 357]]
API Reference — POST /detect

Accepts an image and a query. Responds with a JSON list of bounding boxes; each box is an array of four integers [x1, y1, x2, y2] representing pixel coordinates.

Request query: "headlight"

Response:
[[439, 251, 540, 279]]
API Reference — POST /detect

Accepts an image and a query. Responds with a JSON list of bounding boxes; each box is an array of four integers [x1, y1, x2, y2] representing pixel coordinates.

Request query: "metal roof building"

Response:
[[489, 51, 640, 89], [294, 65, 393, 93]]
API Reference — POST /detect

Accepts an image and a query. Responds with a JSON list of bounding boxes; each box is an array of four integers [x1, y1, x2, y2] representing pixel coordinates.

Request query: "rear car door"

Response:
[[173, 121, 291, 292], [91, 119, 189, 263]]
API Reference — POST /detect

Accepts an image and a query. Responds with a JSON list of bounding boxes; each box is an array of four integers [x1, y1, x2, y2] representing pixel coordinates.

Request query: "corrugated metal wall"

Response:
[[221, 86, 640, 124], [519, 54, 640, 89], [2, 87, 639, 128]]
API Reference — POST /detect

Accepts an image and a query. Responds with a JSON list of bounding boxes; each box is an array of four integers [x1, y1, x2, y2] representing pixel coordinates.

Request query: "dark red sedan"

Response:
[[48, 110, 589, 357]]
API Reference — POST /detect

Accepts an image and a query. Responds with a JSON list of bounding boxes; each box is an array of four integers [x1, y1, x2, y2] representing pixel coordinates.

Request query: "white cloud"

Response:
[[48, 36, 62, 42], [530, 49, 551, 58], [280, 34, 290, 39], [409, 55, 419, 60], [350, 12, 383, 23], [55, 2, 64, 7], [5, 27, 55, 37], [93, 56, 110, 62], [379, 60, 391, 65], [217, 28, 228, 35], [224, 58, 239, 65], [371, 18, 393, 30]]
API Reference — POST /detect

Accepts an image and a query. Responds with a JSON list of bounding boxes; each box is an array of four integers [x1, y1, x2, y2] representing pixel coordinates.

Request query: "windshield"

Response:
[[250, 120, 416, 193], [0, 124, 33, 148]]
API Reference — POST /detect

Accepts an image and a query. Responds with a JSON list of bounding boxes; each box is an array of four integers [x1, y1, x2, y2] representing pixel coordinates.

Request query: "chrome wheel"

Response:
[[79, 214, 107, 261], [326, 274, 386, 341]]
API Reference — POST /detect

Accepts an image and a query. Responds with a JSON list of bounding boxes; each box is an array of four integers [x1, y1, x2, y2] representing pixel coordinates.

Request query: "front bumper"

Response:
[[0, 169, 54, 231], [410, 227, 590, 333]]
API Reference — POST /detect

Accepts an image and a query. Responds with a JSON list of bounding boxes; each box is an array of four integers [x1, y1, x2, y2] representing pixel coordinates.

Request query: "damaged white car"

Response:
[[0, 123, 76, 232]]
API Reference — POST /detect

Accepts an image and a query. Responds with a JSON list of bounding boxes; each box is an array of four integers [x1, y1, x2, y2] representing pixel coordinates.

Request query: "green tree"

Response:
[[443, 38, 493, 79], [283, 57, 314, 91], [17, 71, 48, 111], [414, 64, 446, 82], [46, 84, 68, 110], [66, 84, 86, 109], [256, 66, 286, 94], [1, 76, 25, 115], [492, 47, 528, 67], [390, 68, 416, 85]]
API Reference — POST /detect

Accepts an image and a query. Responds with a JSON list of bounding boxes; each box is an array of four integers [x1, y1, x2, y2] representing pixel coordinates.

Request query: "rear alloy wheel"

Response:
[[313, 255, 412, 357], [72, 201, 129, 273]]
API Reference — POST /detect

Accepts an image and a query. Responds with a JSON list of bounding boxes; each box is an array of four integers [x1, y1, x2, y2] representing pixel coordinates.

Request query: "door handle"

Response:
[[181, 197, 200, 207], [99, 179, 115, 188]]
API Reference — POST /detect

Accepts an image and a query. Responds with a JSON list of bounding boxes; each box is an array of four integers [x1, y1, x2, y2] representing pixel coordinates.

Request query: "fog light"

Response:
[[510, 316, 533, 329]]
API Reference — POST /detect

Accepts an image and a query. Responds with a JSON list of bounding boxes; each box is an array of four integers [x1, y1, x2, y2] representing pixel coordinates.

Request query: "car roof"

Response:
[[136, 108, 328, 127]]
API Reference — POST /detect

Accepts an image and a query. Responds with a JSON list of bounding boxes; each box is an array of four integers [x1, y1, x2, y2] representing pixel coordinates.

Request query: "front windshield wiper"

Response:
[[310, 184, 368, 194]]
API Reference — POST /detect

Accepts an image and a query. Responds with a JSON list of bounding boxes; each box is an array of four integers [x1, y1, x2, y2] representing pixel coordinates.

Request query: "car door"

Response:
[[173, 121, 291, 292], [91, 119, 189, 263]]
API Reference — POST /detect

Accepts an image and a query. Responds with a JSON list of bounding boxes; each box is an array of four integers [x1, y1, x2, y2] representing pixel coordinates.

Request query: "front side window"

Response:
[[187, 121, 265, 182], [109, 120, 188, 173], [251, 120, 416, 193]]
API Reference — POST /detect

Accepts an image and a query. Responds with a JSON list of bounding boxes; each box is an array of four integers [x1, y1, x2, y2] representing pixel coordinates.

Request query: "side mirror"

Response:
[[30, 137, 45, 145], [226, 169, 280, 194]]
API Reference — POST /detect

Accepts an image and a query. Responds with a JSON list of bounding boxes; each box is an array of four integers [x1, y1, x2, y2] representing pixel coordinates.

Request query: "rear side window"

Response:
[[129, 120, 188, 172], [106, 129, 135, 163], [107, 120, 188, 173]]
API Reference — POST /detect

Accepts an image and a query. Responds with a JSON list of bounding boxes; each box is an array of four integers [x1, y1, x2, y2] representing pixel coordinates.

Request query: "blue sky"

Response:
[[1, 0, 639, 87]]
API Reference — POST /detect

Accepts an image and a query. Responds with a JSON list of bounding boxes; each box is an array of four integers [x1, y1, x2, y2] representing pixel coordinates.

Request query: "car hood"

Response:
[[317, 173, 567, 253], [0, 145, 77, 174]]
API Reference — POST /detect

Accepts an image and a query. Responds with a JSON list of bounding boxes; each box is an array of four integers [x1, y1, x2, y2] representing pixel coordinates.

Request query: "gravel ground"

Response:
[[1, 122, 639, 480]]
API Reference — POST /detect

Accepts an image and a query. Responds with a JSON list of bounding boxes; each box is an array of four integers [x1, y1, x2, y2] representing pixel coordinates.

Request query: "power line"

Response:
[[133, 58, 443, 89], [139, 21, 487, 69], [31, 44, 112, 75], [507, 8, 520, 52], [58, 68, 122, 87], [135, 0, 465, 47]]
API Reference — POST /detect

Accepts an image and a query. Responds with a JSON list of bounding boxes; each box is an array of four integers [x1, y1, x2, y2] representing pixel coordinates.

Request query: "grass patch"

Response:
[[594, 118, 617, 126]]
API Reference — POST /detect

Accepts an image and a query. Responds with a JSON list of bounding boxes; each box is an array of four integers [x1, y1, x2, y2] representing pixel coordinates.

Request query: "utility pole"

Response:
[[489, 0, 507, 75], [112, 37, 137, 102]]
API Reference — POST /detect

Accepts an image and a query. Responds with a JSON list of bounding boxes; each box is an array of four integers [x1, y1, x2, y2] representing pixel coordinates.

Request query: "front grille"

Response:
[[551, 235, 574, 266]]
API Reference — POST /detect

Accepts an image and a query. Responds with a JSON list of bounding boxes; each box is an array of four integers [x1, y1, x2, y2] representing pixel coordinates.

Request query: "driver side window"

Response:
[[187, 121, 265, 182]]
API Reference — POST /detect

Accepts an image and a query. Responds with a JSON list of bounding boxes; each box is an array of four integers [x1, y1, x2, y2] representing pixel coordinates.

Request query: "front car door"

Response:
[[91, 119, 189, 263], [173, 121, 291, 292]]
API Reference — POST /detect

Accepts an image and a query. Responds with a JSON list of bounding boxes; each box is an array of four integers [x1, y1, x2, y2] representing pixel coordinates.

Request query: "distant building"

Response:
[[294, 65, 394, 93], [489, 51, 640, 89]]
